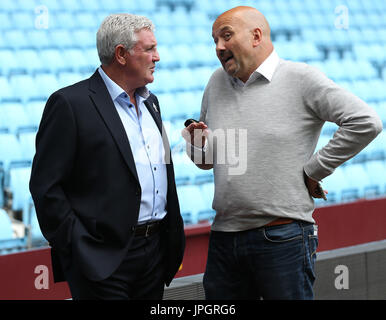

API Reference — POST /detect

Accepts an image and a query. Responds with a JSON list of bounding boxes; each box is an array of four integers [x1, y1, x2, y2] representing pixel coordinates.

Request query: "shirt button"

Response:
[[154, 167, 156, 171], [156, 190, 159, 194]]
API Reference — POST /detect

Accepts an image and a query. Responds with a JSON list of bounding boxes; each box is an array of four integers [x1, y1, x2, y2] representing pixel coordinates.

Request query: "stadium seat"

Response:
[[49, 29, 75, 49], [0, 133, 24, 170], [8, 165, 32, 212], [364, 161, 386, 196], [0, 209, 13, 240], [0, 50, 21, 76], [0, 102, 32, 133], [39, 49, 70, 73], [10, 74, 49, 102], [342, 164, 374, 199], [176, 184, 208, 224], [72, 30, 97, 49], [23, 198, 46, 247], [322, 166, 353, 203], [3, 30, 27, 50], [16, 49, 47, 74], [18, 130, 37, 161], [25, 100, 45, 127], [11, 12, 35, 29], [34, 73, 61, 99], [0, 12, 13, 30], [0, 161, 4, 207], [57, 71, 84, 88], [0, 76, 17, 101]]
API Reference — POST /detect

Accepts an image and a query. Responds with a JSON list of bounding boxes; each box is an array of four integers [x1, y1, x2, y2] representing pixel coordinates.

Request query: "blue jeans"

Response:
[[203, 221, 318, 300]]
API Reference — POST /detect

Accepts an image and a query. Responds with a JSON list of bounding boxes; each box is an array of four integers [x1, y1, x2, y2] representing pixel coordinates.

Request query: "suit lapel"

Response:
[[145, 96, 173, 167], [88, 71, 139, 183], [144, 97, 162, 133]]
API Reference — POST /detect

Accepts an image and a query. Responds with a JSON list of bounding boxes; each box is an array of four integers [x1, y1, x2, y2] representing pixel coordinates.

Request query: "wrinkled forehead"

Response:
[[212, 13, 243, 38]]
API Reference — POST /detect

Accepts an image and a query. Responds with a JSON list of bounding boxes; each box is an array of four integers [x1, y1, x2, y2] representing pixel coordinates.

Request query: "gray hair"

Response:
[[96, 13, 155, 65]]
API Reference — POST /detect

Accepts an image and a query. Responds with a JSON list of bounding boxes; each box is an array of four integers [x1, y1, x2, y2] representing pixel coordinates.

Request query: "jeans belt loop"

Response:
[[145, 224, 151, 237]]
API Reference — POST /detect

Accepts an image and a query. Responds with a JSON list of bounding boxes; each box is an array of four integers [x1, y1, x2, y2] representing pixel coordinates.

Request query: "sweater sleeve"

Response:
[[302, 65, 383, 181]]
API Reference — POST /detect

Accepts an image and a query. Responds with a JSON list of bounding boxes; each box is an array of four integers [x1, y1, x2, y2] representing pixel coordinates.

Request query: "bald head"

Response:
[[212, 6, 273, 83], [213, 6, 271, 40]]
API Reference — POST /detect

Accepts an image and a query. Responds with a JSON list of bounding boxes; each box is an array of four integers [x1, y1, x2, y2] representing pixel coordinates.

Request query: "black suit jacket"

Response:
[[29, 70, 185, 286]]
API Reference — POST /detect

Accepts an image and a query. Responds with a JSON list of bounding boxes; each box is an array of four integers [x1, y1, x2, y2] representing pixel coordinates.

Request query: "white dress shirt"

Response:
[[98, 67, 168, 224]]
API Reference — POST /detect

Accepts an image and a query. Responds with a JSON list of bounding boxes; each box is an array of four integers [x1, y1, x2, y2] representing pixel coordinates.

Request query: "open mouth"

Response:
[[223, 54, 234, 65]]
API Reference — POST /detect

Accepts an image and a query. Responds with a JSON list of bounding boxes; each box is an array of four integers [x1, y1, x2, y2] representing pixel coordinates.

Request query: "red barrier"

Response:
[[0, 198, 385, 299]]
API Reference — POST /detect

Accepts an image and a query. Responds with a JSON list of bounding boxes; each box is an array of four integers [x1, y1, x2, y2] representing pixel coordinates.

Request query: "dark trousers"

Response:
[[203, 221, 318, 300], [65, 231, 166, 300]]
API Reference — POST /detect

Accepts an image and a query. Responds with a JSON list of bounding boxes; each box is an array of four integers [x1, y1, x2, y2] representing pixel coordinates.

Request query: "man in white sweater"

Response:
[[182, 6, 382, 299]]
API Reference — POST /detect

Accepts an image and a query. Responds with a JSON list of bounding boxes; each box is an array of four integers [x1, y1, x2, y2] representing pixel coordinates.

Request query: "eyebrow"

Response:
[[212, 25, 233, 38]]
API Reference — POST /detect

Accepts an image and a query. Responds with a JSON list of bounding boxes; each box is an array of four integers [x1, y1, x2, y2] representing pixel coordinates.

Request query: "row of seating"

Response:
[[1, 68, 386, 103], [1, 0, 386, 14], [0, 0, 159, 13], [177, 159, 386, 225]]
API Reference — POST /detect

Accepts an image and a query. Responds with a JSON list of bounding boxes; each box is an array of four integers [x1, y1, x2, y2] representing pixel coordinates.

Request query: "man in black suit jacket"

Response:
[[29, 13, 185, 299]]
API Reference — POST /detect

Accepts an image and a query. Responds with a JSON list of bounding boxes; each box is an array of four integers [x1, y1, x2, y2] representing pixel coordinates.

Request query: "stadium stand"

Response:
[[0, 0, 385, 262]]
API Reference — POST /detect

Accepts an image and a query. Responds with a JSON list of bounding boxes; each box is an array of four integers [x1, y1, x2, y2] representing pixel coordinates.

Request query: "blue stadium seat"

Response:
[[62, 48, 92, 72], [78, 0, 102, 11], [18, 131, 37, 161], [322, 166, 353, 203], [3, 30, 27, 50], [23, 198, 46, 247], [154, 27, 174, 46], [9, 74, 42, 102], [49, 29, 75, 49], [39, 49, 70, 73], [0, 133, 24, 170], [16, 49, 47, 74], [189, 10, 211, 27], [26, 30, 53, 49], [157, 45, 179, 68], [157, 92, 181, 121], [0, 76, 17, 101], [0, 162, 4, 207], [364, 161, 386, 196], [0, 12, 13, 30], [342, 163, 374, 199], [0, 102, 32, 133], [57, 71, 86, 88], [11, 12, 35, 29], [73, 30, 97, 48], [0, 208, 13, 240], [176, 184, 208, 225], [34, 73, 61, 99], [193, 26, 213, 44], [25, 100, 45, 127], [8, 165, 32, 212], [172, 152, 195, 185], [57, 0, 82, 13], [0, 49, 21, 76], [353, 44, 386, 62], [175, 91, 201, 119], [75, 12, 100, 29], [172, 44, 196, 68], [192, 43, 218, 66]]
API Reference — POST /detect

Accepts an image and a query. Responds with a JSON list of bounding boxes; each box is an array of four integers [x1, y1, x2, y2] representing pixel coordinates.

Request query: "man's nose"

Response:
[[153, 49, 160, 62], [216, 38, 227, 51]]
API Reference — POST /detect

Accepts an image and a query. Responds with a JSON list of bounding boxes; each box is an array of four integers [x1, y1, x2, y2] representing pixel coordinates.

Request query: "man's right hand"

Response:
[[181, 121, 208, 148]]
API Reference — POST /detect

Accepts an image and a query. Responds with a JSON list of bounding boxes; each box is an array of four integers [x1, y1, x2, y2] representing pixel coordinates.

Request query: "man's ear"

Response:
[[252, 27, 263, 47], [115, 44, 128, 65]]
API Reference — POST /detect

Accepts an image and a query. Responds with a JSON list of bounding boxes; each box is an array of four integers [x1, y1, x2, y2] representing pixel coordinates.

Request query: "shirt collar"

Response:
[[98, 66, 150, 101], [230, 49, 280, 87]]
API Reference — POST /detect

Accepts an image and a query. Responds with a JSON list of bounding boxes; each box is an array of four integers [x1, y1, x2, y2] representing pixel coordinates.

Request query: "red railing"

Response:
[[0, 198, 385, 299]]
